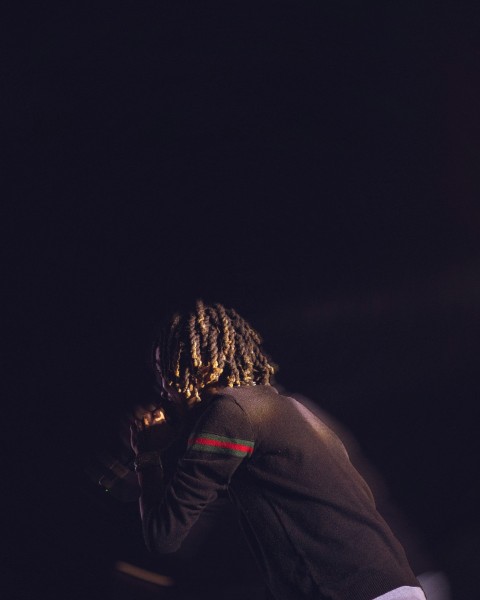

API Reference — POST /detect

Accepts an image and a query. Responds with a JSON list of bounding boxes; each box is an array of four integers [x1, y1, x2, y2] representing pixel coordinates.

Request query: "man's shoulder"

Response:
[[210, 384, 279, 410], [214, 384, 278, 399], [187, 387, 259, 447]]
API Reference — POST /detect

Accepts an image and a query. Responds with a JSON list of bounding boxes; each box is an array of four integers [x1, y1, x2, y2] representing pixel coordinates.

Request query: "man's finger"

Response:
[[152, 409, 166, 424]]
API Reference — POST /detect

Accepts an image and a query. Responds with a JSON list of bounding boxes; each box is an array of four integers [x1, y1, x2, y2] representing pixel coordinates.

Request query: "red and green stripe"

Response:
[[188, 432, 255, 458]]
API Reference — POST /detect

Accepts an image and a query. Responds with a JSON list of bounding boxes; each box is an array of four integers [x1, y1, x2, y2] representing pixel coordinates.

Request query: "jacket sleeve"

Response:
[[141, 395, 255, 554]]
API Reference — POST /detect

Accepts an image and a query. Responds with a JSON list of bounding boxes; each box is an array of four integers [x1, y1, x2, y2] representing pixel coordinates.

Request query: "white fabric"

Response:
[[373, 586, 427, 600]]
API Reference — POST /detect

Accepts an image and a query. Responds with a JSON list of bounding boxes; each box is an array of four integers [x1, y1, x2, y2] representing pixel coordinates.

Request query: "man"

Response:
[[130, 300, 426, 600]]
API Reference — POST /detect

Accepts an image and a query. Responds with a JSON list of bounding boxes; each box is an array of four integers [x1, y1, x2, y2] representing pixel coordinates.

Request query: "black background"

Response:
[[4, 2, 480, 599]]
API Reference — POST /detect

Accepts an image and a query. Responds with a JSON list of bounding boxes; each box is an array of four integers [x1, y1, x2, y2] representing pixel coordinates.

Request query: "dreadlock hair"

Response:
[[153, 300, 277, 403]]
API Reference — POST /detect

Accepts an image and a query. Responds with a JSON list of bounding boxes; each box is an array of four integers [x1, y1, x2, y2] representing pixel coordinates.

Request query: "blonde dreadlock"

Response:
[[153, 300, 277, 403]]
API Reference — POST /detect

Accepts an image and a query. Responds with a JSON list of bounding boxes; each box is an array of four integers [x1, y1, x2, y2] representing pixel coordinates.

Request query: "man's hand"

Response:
[[130, 405, 178, 455]]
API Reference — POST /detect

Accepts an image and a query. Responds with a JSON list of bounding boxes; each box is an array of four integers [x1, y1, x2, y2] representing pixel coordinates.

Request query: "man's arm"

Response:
[[135, 396, 255, 554]]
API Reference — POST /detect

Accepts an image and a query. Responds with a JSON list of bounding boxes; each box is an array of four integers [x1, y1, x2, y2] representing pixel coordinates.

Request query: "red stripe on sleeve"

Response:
[[191, 437, 254, 454]]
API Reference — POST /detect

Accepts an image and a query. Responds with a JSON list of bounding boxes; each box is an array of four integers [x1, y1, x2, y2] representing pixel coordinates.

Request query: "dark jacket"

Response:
[[142, 384, 420, 600]]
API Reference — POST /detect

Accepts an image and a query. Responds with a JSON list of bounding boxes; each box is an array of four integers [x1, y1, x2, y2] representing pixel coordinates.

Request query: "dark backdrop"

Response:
[[4, 3, 479, 599]]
